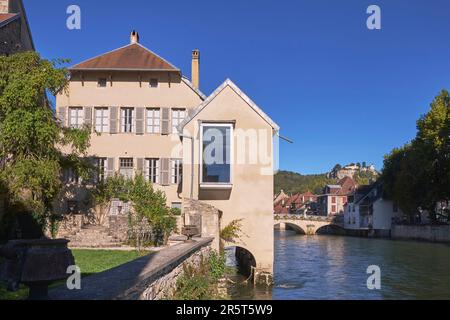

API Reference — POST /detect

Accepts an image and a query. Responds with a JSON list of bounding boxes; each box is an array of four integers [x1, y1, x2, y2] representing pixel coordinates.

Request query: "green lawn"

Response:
[[0, 249, 149, 300]]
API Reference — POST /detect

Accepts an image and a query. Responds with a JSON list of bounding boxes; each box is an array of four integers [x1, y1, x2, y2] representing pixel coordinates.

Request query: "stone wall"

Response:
[[50, 238, 213, 300], [56, 214, 84, 238], [182, 198, 221, 252], [108, 215, 129, 242], [392, 224, 450, 243], [0, 17, 22, 55], [141, 244, 211, 300]]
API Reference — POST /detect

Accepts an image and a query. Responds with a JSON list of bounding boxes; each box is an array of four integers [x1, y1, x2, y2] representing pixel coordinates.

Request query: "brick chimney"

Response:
[[0, 0, 10, 13], [130, 30, 139, 44], [191, 49, 200, 89]]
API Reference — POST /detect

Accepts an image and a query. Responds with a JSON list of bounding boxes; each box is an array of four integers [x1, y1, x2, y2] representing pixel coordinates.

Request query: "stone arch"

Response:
[[316, 224, 346, 235], [225, 245, 257, 279], [274, 222, 306, 234]]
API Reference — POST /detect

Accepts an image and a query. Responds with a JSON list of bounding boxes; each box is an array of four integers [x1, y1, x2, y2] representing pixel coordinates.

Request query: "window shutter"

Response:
[[135, 107, 144, 135], [107, 158, 115, 177], [58, 107, 67, 127], [161, 108, 170, 135], [84, 106, 93, 128], [160, 158, 170, 186], [136, 158, 144, 175], [110, 107, 118, 134]]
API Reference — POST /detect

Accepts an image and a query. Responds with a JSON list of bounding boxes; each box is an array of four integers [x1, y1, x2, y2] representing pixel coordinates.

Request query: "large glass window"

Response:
[[95, 157, 107, 182], [95, 108, 109, 133], [201, 124, 232, 184], [69, 107, 84, 129], [121, 108, 134, 133], [146, 108, 160, 134], [171, 108, 186, 134]]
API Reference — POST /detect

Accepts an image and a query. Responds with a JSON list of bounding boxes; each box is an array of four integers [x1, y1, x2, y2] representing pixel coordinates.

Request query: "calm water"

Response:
[[228, 230, 450, 300]]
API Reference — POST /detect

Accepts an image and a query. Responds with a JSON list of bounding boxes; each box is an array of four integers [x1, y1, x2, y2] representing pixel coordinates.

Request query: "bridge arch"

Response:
[[274, 214, 344, 235], [316, 224, 346, 235], [274, 222, 306, 234]]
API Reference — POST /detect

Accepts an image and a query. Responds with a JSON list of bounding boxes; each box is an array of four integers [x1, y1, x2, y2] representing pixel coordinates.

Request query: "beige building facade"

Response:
[[56, 32, 279, 280]]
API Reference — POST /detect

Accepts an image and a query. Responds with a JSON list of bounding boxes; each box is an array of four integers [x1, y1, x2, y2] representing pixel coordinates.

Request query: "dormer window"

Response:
[[149, 78, 158, 88], [98, 78, 107, 88]]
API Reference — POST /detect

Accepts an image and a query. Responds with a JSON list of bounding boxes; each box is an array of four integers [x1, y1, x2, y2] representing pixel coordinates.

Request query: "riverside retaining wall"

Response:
[[392, 225, 450, 243]]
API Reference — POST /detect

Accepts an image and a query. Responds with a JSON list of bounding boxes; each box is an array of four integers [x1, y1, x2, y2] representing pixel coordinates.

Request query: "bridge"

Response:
[[274, 214, 344, 235]]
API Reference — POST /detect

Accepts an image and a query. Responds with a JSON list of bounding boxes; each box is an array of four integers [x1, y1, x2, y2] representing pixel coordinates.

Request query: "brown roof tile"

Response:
[[0, 13, 19, 25], [70, 43, 179, 72]]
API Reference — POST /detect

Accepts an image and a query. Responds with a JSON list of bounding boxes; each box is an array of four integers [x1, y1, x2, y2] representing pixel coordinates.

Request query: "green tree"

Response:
[[0, 52, 91, 235], [381, 90, 450, 221]]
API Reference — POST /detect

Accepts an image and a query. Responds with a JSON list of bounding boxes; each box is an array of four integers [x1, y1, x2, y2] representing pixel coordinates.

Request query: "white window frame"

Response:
[[146, 108, 161, 134], [171, 159, 182, 184], [69, 107, 84, 129], [171, 108, 186, 134], [95, 107, 109, 133], [145, 158, 160, 184], [96, 157, 107, 182], [119, 158, 134, 179], [121, 107, 134, 133], [199, 123, 234, 189]]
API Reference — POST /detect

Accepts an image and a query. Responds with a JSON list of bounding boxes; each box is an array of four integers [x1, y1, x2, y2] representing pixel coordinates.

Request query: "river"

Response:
[[227, 230, 450, 300]]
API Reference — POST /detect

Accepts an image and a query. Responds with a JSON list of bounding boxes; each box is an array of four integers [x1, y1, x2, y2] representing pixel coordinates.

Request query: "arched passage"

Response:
[[274, 222, 306, 235], [225, 246, 257, 279], [316, 224, 346, 235]]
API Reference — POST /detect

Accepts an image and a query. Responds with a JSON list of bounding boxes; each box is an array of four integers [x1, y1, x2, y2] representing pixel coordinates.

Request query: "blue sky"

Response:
[[23, 0, 450, 174]]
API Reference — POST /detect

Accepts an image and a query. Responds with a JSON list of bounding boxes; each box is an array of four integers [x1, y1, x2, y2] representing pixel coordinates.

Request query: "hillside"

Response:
[[275, 166, 379, 195], [274, 171, 336, 195]]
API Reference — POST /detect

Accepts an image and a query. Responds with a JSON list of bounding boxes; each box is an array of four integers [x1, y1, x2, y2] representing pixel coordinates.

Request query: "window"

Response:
[[69, 107, 84, 129], [121, 108, 134, 133], [95, 157, 107, 182], [95, 107, 109, 133], [331, 197, 336, 204], [66, 168, 79, 184], [171, 202, 182, 210], [201, 124, 232, 185], [146, 158, 160, 184], [97, 78, 107, 88], [331, 205, 337, 213], [119, 158, 134, 179], [149, 78, 158, 88], [146, 108, 160, 134], [171, 108, 186, 133], [171, 159, 182, 184]]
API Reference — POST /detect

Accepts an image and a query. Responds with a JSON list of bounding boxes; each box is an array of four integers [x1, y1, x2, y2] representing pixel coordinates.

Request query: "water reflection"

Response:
[[273, 230, 450, 300]]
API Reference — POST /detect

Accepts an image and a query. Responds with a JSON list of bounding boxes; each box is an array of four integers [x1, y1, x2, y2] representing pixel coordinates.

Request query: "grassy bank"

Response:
[[0, 249, 150, 300]]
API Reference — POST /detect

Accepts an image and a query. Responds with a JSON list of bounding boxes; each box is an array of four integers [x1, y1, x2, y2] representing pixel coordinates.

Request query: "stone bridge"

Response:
[[274, 214, 344, 235]]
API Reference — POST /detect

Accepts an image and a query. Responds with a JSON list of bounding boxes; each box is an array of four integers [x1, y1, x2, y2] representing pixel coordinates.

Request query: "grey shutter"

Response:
[[136, 158, 144, 175], [110, 107, 118, 134], [84, 106, 93, 128], [58, 107, 67, 127], [107, 158, 115, 177], [161, 108, 170, 135], [160, 158, 170, 186], [135, 107, 145, 135]]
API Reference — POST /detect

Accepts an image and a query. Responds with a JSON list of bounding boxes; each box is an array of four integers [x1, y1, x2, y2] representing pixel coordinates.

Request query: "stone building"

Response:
[[56, 31, 279, 283], [0, 0, 34, 55]]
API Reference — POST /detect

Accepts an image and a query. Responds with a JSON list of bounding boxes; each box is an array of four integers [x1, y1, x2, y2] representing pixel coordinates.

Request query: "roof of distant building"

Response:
[[0, 13, 19, 27]]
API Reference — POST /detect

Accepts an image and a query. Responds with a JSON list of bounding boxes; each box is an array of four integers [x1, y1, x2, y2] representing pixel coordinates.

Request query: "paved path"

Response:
[[50, 237, 213, 300]]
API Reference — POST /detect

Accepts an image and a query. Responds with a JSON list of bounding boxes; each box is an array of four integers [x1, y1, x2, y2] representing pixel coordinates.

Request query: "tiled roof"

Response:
[[337, 176, 357, 195], [0, 13, 19, 26], [70, 43, 180, 72]]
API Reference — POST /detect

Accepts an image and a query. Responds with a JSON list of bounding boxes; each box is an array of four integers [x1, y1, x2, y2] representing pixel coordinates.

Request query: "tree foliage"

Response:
[[91, 174, 177, 248], [381, 90, 450, 219], [0, 52, 91, 234], [274, 170, 336, 194]]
